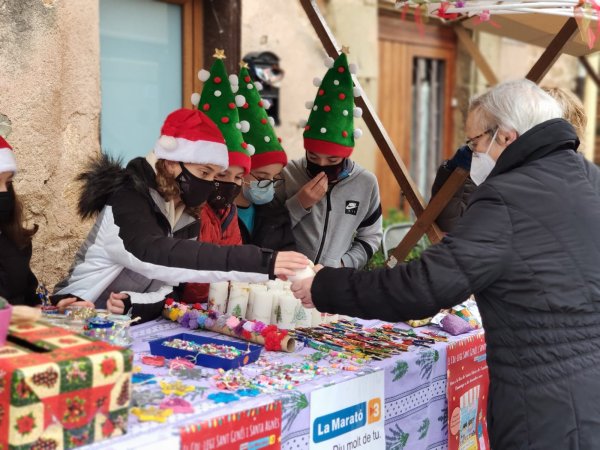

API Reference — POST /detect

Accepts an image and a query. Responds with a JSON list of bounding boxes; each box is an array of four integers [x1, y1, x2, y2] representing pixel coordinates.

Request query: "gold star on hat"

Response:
[[341, 45, 350, 54], [239, 60, 249, 69], [213, 48, 226, 59]]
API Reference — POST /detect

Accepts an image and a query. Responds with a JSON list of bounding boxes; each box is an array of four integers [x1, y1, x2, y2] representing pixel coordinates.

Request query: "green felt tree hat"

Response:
[[191, 49, 252, 173], [302, 51, 363, 157], [235, 62, 287, 169]]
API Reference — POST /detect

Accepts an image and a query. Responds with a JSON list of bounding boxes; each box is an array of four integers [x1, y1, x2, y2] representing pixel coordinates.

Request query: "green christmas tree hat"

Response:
[[302, 51, 363, 157], [235, 62, 287, 169], [191, 49, 253, 174]]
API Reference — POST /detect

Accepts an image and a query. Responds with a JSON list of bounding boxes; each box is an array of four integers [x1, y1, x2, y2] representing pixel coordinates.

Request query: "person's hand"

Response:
[[274, 252, 310, 278], [296, 172, 328, 209], [291, 276, 316, 308], [446, 145, 472, 171], [107, 292, 129, 315], [56, 297, 95, 312]]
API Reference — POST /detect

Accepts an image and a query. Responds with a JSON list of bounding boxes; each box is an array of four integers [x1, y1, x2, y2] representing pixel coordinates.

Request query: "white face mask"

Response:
[[470, 129, 498, 186]]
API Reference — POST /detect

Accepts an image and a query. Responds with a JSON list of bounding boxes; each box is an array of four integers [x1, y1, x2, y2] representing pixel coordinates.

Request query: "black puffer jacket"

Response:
[[0, 235, 39, 306], [431, 163, 477, 233], [312, 119, 600, 449], [239, 202, 296, 251]]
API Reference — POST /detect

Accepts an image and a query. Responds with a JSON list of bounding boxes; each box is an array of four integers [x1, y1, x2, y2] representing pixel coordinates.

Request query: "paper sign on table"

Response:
[[309, 370, 385, 449]]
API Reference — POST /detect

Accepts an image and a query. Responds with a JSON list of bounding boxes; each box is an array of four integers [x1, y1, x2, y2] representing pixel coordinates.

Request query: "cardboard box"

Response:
[[0, 322, 133, 449]]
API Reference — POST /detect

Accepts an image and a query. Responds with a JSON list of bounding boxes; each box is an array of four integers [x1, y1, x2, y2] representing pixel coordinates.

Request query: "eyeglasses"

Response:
[[249, 173, 284, 188], [465, 128, 494, 151]]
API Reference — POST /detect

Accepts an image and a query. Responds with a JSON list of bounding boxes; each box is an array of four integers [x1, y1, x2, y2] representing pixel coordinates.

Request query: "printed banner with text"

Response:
[[180, 401, 282, 450], [447, 332, 489, 450], [310, 370, 385, 450]]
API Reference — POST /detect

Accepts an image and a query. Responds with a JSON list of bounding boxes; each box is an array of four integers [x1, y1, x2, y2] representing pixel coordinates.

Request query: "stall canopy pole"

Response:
[[299, 0, 444, 245]]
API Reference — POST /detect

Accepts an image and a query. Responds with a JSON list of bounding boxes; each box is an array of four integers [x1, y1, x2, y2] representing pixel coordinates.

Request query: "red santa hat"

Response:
[[154, 108, 229, 170], [0, 136, 17, 174]]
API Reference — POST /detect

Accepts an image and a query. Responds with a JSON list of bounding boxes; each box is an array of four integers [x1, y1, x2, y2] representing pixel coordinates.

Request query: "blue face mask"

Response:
[[242, 181, 275, 205]]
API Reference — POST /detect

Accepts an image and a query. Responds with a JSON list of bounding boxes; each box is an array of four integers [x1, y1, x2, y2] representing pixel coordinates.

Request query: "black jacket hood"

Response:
[[77, 154, 157, 219]]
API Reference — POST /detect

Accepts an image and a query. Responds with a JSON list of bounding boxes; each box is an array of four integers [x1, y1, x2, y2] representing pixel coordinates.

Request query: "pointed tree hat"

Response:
[[302, 51, 363, 158], [191, 49, 253, 174], [236, 62, 287, 170]]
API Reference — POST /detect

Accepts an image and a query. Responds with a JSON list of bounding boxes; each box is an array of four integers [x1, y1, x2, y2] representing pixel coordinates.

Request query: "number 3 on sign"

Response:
[[367, 398, 382, 424]]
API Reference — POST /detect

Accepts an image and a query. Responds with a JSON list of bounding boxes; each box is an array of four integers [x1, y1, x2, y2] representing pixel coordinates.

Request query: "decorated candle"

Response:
[[226, 285, 249, 318], [208, 281, 229, 313], [246, 284, 268, 320], [266, 279, 285, 291], [311, 308, 326, 327], [287, 261, 315, 282], [277, 292, 299, 329], [293, 305, 312, 328], [252, 291, 274, 324], [270, 294, 281, 325]]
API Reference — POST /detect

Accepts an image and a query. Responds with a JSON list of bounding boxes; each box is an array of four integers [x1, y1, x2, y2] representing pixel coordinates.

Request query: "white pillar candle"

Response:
[[270, 294, 281, 325], [277, 292, 299, 330], [311, 308, 325, 327], [287, 262, 315, 282], [226, 285, 250, 318], [208, 281, 229, 314], [294, 305, 312, 328], [323, 314, 339, 324], [266, 279, 285, 291], [252, 291, 274, 324], [246, 284, 268, 320]]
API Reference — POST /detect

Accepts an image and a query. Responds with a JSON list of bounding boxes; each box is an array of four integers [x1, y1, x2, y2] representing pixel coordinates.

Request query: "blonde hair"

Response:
[[543, 87, 587, 143]]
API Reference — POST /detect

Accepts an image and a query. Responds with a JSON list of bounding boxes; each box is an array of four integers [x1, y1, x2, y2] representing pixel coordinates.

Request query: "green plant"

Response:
[[0, 297, 8, 310], [366, 208, 430, 270]]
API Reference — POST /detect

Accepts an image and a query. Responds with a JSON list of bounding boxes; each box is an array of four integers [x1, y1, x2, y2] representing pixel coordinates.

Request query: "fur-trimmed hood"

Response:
[[77, 154, 156, 219]]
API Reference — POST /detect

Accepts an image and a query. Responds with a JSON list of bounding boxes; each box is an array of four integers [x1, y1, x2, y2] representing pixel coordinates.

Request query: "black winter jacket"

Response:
[[53, 156, 277, 319], [238, 202, 296, 251], [312, 119, 600, 449], [431, 163, 477, 233], [0, 235, 39, 306]]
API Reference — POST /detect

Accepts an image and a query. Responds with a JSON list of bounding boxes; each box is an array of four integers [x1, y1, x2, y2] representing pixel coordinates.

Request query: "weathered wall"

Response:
[[0, 0, 100, 288], [241, 0, 379, 172]]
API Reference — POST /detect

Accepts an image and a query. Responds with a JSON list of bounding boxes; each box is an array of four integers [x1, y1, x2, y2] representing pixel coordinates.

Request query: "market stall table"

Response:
[[81, 318, 483, 450]]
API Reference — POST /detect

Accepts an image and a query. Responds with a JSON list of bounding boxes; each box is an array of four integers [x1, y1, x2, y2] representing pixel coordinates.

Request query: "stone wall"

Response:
[[0, 0, 100, 288]]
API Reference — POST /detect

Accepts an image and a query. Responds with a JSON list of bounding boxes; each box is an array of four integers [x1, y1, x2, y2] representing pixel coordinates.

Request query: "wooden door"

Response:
[[377, 11, 457, 216]]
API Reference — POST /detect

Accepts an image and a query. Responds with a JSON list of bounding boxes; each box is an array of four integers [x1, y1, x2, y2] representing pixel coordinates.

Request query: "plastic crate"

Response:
[[149, 333, 262, 370]]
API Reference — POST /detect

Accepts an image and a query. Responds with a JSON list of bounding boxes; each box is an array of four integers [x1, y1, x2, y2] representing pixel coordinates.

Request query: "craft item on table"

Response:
[[237, 388, 261, 397], [0, 322, 132, 448], [451, 299, 482, 329], [208, 281, 229, 313], [36, 283, 50, 307], [277, 292, 299, 329], [162, 339, 248, 360], [66, 303, 96, 321], [132, 373, 157, 385], [150, 333, 262, 369], [246, 284, 268, 320], [169, 357, 196, 370], [287, 261, 316, 282], [207, 392, 240, 404], [41, 305, 59, 315], [10, 305, 42, 324], [131, 406, 173, 423], [131, 388, 165, 407], [270, 292, 281, 325], [160, 380, 195, 396], [250, 290, 274, 324], [163, 300, 297, 352], [141, 355, 165, 367], [226, 283, 250, 318], [171, 365, 207, 381], [293, 304, 312, 328], [265, 279, 286, 291], [159, 397, 195, 414], [406, 317, 432, 327], [83, 316, 133, 347], [440, 313, 473, 336]]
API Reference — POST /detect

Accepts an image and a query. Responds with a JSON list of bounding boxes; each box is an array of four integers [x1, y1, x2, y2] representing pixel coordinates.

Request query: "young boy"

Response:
[[278, 52, 382, 269]]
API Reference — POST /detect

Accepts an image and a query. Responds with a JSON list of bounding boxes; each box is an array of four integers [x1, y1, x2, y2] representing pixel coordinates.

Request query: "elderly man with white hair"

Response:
[[291, 79, 600, 449]]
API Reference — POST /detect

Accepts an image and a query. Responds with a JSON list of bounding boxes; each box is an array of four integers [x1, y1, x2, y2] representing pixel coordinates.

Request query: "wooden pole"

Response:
[[579, 55, 600, 88], [526, 17, 578, 83], [299, 0, 443, 243], [454, 25, 498, 86]]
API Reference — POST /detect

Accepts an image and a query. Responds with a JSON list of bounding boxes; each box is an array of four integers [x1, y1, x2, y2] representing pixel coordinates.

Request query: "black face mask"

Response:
[[176, 163, 216, 207], [306, 157, 346, 183], [0, 191, 14, 224], [208, 180, 242, 211]]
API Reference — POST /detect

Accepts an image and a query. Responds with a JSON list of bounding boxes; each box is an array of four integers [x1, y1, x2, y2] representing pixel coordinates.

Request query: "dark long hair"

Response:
[[1, 183, 38, 249]]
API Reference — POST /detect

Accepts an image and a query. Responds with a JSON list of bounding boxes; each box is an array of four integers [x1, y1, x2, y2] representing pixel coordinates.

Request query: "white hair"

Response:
[[469, 79, 563, 135]]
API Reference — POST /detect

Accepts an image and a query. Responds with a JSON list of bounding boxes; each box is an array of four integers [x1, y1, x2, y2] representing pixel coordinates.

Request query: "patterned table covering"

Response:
[[82, 318, 480, 450]]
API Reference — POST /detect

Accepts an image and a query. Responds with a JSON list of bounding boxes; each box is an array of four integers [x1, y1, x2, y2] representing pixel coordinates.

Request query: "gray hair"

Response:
[[469, 79, 563, 135]]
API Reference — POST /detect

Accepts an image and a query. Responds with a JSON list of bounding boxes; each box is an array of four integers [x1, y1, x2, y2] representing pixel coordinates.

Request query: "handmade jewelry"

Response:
[[131, 406, 173, 423], [161, 339, 247, 360]]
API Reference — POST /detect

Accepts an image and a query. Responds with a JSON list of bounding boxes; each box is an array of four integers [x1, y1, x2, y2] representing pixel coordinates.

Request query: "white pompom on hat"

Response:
[[154, 108, 229, 170], [0, 136, 17, 174]]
